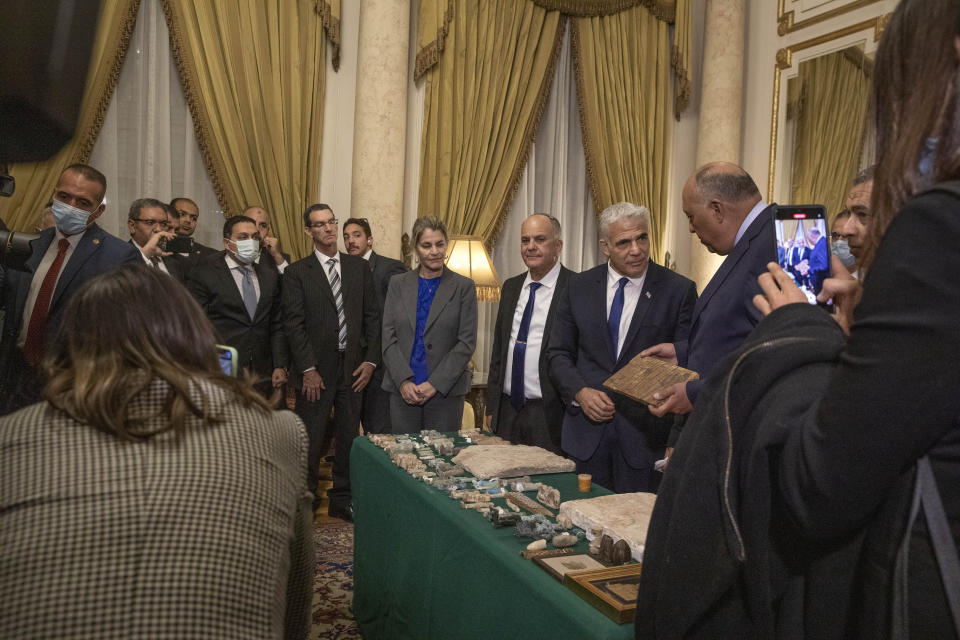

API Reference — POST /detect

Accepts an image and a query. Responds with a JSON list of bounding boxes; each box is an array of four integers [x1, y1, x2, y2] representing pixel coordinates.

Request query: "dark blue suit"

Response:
[[677, 207, 778, 409], [548, 260, 696, 492], [0, 224, 141, 413]]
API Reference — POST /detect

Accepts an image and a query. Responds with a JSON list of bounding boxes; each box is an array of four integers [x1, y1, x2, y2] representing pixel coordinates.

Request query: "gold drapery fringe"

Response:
[[532, 0, 675, 22], [77, 0, 143, 163], [671, 45, 690, 119], [159, 0, 237, 216], [414, 0, 453, 81], [313, 0, 341, 72], [476, 286, 501, 303], [483, 15, 568, 253]]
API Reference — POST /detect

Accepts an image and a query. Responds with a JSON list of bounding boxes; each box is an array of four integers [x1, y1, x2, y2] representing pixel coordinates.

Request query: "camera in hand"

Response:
[[163, 235, 195, 254], [0, 228, 40, 271]]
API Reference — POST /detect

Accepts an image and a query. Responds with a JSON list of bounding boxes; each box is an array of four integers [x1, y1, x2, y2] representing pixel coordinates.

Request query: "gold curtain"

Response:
[[0, 0, 141, 231], [417, 1, 565, 246], [414, 0, 453, 81], [789, 48, 871, 217], [161, 0, 326, 261], [572, 4, 673, 262]]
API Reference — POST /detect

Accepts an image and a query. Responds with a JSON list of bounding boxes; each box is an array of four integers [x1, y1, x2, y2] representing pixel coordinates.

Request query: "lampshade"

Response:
[[444, 235, 501, 302]]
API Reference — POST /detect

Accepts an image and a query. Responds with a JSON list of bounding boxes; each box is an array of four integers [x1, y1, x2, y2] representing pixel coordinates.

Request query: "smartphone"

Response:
[[164, 235, 194, 254], [216, 345, 238, 377], [772, 205, 831, 305]]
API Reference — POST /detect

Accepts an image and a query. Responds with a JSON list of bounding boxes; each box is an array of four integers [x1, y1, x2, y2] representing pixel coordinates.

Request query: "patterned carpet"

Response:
[[311, 520, 359, 639]]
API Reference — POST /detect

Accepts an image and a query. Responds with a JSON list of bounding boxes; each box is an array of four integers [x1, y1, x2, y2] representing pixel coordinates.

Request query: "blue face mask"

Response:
[[918, 137, 938, 179], [230, 238, 260, 264], [51, 198, 94, 235], [831, 240, 856, 269]]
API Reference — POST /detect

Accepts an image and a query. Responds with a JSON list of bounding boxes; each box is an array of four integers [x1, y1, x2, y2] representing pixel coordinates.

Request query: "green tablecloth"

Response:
[[351, 436, 635, 640]]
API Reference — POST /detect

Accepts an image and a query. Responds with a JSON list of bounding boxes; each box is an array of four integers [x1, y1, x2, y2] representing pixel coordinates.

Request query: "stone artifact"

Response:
[[556, 514, 573, 530], [506, 500, 521, 513], [612, 539, 632, 565], [527, 539, 547, 551], [515, 514, 560, 540], [599, 535, 615, 564], [552, 533, 578, 548], [559, 492, 657, 562], [452, 445, 574, 479], [489, 508, 522, 528], [537, 484, 561, 509], [506, 492, 553, 516], [462, 501, 494, 510]]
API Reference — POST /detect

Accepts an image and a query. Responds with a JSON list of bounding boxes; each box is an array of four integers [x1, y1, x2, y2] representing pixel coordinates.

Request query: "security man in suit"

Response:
[[548, 202, 697, 492], [342, 216, 406, 433], [485, 213, 572, 453], [0, 163, 141, 414], [283, 204, 380, 521], [243, 205, 291, 273], [186, 215, 288, 399], [643, 163, 778, 461], [170, 196, 218, 260], [127, 197, 187, 283]]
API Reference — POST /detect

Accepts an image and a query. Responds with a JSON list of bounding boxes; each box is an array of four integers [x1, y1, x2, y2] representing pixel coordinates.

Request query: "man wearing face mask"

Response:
[[186, 215, 288, 399], [830, 210, 857, 273], [0, 163, 141, 415]]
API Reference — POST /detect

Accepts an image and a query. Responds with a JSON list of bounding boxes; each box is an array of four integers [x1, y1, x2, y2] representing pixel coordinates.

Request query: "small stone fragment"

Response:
[[552, 533, 577, 548], [537, 484, 561, 509], [527, 539, 547, 551], [612, 539, 632, 565], [556, 514, 573, 530]]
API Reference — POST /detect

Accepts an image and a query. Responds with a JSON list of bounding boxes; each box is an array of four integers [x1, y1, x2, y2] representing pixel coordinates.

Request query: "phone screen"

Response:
[[772, 205, 831, 304], [164, 235, 194, 254], [216, 345, 238, 377]]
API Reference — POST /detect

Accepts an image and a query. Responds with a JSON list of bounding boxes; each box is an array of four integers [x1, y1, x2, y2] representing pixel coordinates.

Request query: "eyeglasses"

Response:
[[307, 219, 338, 229], [134, 218, 172, 229]]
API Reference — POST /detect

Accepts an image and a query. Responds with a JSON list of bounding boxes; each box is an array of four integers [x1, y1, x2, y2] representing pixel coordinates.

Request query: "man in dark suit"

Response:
[[126, 198, 187, 283], [790, 237, 811, 288], [486, 213, 572, 453], [0, 163, 141, 414], [170, 196, 218, 261], [643, 163, 778, 456], [283, 204, 380, 520], [187, 215, 288, 398], [548, 203, 697, 492], [343, 216, 405, 433], [243, 205, 291, 273], [802, 227, 829, 294]]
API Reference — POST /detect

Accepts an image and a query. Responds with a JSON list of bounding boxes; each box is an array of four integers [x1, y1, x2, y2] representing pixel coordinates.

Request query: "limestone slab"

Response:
[[558, 492, 657, 562], [451, 445, 575, 479]]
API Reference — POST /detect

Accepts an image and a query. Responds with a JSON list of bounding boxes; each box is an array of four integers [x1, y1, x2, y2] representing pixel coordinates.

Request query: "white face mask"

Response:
[[230, 238, 260, 264]]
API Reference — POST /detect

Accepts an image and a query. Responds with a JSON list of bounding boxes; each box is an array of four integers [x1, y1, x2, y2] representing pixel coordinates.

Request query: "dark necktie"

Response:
[[149, 255, 161, 269], [510, 282, 542, 411], [23, 238, 70, 365], [239, 266, 257, 321], [327, 258, 347, 349], [608, 277, 629, 361]]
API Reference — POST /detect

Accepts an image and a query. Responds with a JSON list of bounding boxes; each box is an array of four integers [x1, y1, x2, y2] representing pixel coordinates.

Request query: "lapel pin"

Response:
[[645, 291, 651, 299], [92, 238, 100, 245]]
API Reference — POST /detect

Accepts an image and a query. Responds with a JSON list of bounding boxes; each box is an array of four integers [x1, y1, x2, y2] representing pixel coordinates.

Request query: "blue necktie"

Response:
[[510, 282, 542, 411], [608, 277, 629, 360], [240, 266, 257, 321]]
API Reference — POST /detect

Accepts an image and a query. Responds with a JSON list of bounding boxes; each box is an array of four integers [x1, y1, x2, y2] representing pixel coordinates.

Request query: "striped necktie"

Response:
[[327, 258, 347, 349]]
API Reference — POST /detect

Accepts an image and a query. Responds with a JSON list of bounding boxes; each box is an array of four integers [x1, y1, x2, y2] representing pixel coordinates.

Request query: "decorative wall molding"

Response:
[[777, 0, 884, 36]]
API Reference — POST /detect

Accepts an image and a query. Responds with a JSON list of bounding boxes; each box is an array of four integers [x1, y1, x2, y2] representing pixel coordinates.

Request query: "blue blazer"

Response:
[[679, 207, 778, 404], [547, 260, 697, 466], [2, 224, 141, 354]]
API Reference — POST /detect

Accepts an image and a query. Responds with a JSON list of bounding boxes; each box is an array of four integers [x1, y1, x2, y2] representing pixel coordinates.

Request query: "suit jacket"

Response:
[[547, 261, 697, 465], [1, 224, 141, 368], [678, 207, 778, 405], [128, 239, 188, 284], [186, 251, 289, 377], [282, 251, 380, 386], [486, 265, 573, 438], [368, 251, 406, 310], [381, 267, 478, 397], [0, 379, 314, 639]]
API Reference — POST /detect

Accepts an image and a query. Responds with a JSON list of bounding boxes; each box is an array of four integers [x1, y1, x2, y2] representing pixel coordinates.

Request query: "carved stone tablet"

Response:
[[451, 445, 575, 479], [559, 492, 657, 562]]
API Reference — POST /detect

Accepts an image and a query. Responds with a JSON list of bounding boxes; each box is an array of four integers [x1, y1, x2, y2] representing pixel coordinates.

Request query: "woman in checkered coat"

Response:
[[0, 264, 314, 639]]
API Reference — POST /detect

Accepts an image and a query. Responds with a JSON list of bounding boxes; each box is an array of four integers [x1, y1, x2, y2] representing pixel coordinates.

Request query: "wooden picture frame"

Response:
[[533, 553, 605, 583], [563, 563, 643, 624]]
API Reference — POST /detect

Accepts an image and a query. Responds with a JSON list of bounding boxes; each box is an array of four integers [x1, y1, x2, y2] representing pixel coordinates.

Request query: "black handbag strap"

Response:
[[892, 456, 960, 639]]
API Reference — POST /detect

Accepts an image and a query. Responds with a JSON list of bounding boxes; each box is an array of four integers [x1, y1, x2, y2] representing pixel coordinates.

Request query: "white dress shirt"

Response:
[[735, 199, 769, 246], [503, 261, 562, 400], [226, 253, 261, 301], [18, 228, 86, 347], [131, 237, 171, 275], [606, 262, 648, 360]]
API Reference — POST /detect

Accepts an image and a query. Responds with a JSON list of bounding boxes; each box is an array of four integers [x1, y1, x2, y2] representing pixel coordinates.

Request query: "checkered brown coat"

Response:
[[0, 379, 314, 639]]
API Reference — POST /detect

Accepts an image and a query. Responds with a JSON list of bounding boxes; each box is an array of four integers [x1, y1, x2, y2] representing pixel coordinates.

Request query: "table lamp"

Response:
[[444, 235, 501, 302]]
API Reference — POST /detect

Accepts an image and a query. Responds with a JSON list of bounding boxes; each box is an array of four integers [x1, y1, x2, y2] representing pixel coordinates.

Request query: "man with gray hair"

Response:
[[643, 162, 777, 455], [548, 202, 696, 492], [486, 213, 573, 453]]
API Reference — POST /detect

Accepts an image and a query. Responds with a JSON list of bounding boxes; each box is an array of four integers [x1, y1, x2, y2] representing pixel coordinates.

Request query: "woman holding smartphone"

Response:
[[380, 216, 478, 433]]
